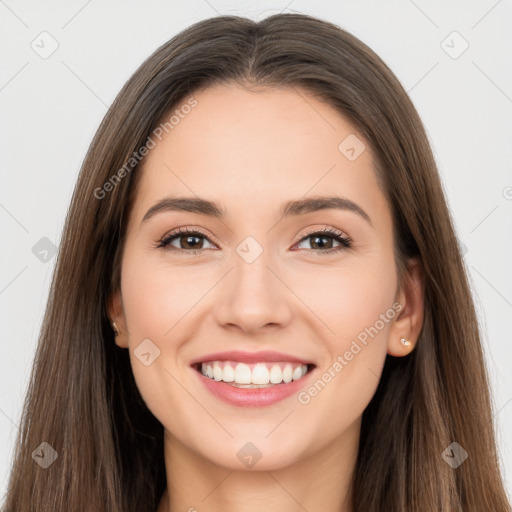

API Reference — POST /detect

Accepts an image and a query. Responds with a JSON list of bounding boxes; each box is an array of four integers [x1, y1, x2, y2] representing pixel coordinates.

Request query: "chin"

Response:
[[189, 434, 308, 472]]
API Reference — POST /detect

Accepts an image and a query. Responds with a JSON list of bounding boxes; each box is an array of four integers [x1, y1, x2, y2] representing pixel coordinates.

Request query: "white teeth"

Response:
[[292, 366, 303, 381], [213, 364, 223, 381], [222, 364, 235, 382], [200, 361, 309, 385], [251, 364, 270, 385], [269, 364, 282, 384], [282, 364, 293, 383], [234, 363, 252, 384]]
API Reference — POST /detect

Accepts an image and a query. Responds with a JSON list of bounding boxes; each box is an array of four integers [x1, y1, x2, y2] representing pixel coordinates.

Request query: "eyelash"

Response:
[[155, 226, 352, 256]]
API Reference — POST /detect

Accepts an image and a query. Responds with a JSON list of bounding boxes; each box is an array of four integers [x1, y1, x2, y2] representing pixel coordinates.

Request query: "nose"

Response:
[[213, 249, 293, 334]]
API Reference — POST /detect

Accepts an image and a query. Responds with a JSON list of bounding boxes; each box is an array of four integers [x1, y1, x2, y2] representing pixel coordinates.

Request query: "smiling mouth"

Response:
[[192, 361, 316, 388]]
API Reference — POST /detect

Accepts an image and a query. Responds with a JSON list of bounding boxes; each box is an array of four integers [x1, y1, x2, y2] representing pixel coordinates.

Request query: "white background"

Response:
[[1, 0, 511, 501]]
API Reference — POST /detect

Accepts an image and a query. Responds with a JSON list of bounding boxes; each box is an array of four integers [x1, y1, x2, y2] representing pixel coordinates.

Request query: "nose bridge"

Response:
[[234, 245, 273, 295], [213, 238, 291, 332]]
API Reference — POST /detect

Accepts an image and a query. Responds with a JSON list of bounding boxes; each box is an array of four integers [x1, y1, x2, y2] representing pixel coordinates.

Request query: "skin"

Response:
[[109, 83, 424, 512]]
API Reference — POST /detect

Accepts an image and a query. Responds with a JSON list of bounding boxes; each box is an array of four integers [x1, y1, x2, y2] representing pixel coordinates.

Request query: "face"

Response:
[[109, 83, 421, 471]]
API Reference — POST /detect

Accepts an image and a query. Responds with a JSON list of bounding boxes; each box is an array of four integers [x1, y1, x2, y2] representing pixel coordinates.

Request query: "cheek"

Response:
[[118, 249, 212, 428], [292, 254, 397, 344], [120, 249, 208, 340], [293, 253, 397, 411]]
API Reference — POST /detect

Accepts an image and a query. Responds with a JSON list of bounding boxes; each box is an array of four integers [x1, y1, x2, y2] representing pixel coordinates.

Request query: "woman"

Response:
[[2, 13, 510, 512]]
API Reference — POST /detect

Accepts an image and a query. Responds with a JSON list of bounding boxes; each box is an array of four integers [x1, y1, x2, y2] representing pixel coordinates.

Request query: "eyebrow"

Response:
[[141, 194, 373, 227]]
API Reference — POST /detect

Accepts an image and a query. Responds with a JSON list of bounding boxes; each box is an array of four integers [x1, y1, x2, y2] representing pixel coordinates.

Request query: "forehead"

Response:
[[129, 83, 388, 227]]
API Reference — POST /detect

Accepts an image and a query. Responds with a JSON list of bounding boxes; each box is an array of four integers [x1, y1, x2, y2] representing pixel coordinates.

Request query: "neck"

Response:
[[157, 419, 360, 512]]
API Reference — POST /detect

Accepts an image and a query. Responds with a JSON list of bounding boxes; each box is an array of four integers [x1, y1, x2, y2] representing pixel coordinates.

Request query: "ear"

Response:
[[107, 288, 129, 349], [387, 257, 424, 356]]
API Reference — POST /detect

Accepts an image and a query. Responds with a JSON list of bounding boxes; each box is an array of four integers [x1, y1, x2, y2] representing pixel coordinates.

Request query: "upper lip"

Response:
[[190, 350, 315, 366]]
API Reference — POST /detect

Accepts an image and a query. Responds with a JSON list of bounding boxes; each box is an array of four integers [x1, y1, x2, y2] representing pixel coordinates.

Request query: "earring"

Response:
[[111, 320, 120, 337], [400, 337, 411, 346]]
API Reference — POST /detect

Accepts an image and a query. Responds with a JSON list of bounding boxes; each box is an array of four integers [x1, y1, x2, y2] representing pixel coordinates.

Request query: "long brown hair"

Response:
[[2, 13, 510, 512]]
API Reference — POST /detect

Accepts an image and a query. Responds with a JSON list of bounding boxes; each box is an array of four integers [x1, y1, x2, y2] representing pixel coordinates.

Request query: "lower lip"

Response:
[[193, 366, 315, 407]]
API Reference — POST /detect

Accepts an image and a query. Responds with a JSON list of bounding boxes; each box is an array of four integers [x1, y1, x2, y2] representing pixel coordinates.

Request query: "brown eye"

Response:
[[157, 228, 216, 254], [295, 228, 352, 255], [175, 233, 205, 250]]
